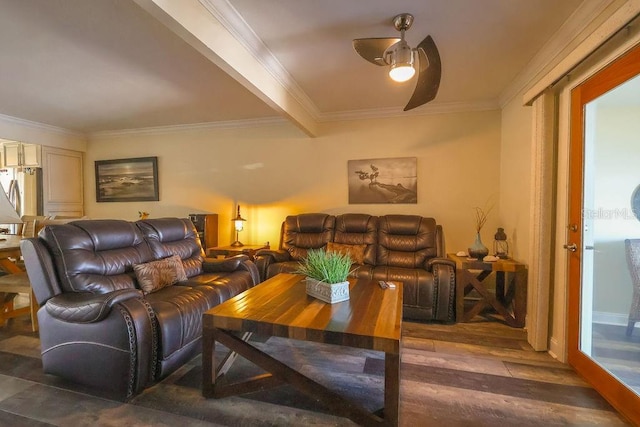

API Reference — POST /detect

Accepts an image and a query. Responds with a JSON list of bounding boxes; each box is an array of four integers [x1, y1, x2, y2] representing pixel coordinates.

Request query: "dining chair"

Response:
[[624, 239, 640, 336]]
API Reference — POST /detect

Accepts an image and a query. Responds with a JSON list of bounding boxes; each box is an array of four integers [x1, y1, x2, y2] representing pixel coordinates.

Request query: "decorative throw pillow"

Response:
[[326, 242, 366, 265], [134, 254, 187, 294]]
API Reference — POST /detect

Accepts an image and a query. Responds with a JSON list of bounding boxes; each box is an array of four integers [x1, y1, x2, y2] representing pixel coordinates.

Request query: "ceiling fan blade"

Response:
[[404, 35, 441, 111], [353, 37, 400, 66]]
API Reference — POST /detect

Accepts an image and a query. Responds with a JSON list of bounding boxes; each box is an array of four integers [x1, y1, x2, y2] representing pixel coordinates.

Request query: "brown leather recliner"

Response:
[[257, 213, 335, 279], [21, 217, 259, 399], [255, 213, 455, 322]]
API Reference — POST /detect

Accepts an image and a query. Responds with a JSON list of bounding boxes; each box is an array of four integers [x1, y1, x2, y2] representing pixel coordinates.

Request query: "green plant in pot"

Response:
[[296, 249, 352, 304]]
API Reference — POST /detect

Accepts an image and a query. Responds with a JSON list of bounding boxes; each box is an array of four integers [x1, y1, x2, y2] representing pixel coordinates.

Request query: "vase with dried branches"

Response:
[[468, 205, 492, 260]]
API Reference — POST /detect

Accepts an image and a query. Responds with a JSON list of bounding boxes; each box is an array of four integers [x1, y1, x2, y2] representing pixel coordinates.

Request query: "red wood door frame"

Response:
[[567, 42, 640, 425]]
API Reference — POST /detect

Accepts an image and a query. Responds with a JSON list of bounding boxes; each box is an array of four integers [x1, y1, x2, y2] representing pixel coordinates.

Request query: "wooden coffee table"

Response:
[[202, 273, 403, 426]]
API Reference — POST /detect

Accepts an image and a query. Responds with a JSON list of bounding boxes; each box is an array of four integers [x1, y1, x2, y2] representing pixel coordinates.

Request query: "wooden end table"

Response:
[[202, 273, 403, 426], [448, 253, 527, 327], [207, 243, 269, 260]]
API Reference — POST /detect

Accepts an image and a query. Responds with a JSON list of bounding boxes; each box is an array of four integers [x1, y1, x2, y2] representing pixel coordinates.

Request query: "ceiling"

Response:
[[0, 0, 589, 135]]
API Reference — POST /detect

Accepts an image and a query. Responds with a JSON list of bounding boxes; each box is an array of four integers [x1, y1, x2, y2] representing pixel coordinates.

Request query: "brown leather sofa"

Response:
[[255, 213, 455, 322], [20, 217, 259, 399]]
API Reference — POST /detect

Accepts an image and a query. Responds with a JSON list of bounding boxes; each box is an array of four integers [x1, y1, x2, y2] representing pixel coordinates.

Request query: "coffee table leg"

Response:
[[202, 327, 215, 398], [385, 352, 400, 426]]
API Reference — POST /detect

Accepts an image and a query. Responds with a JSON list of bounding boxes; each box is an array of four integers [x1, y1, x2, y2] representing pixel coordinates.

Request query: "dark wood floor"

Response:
[[592, 323, 640, 396], [0, 310, 632, 426]]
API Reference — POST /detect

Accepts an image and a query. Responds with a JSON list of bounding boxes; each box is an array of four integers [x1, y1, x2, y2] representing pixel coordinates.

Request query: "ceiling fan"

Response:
[[353, 13, 441, 111]]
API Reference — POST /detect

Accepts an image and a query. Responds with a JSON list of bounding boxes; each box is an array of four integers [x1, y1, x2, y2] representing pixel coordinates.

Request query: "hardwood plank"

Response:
[[432, 339, 559, 363], [401, 361, 614, 410], [402, 318, 527, 340], [502, 361, 590, 386], [403, 324, 529, 350], [401, 347, 512, 377], [401, 380, 628, 426]]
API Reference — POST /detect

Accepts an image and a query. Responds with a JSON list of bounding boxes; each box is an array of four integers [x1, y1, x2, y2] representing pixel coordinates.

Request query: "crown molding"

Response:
[[198, 0, 321, 121], [0, 113, 83, 138], [89, 100, 500, 139], [88, 116, 288, 138], [499, 0, 615, 107], [318, 100, 500, 122]]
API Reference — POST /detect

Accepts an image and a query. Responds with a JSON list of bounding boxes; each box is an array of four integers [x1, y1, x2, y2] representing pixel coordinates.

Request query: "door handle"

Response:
[[563, 243, 578, 252]]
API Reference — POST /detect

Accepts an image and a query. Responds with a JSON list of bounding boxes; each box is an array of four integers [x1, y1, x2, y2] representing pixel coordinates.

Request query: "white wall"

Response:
[[500, 97, 533, 262], [86, 110, 503, 251]]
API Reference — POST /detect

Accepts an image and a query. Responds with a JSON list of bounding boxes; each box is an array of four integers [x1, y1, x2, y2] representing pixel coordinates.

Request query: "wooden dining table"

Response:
[[0, 234, 38, 331], [0, 235, 24, 273]]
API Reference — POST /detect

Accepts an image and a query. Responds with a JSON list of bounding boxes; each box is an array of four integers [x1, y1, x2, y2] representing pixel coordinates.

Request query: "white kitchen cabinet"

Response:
[[41, 146, 83, 217], [3, 143, 21, 167], [22, 144, 41, 167], [2, 142, 41, 168]]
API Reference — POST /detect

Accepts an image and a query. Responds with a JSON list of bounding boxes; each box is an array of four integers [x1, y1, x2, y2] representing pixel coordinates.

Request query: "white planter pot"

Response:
[[305, 277, 350, 304]]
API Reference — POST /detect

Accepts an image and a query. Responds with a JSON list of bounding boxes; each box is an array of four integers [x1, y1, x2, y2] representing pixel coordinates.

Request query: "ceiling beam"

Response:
[[133, 0, 318, 137]]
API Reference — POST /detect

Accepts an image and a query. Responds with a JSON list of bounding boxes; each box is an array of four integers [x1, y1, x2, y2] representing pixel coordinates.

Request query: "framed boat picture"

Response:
[[95, 156, 159, 202]]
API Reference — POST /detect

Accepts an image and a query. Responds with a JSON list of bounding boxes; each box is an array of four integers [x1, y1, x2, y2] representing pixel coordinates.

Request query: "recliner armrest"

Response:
[[426, 257, 456, 271], [202, 254, 250, 273], [427, 257, 456, 322], [254, 250, 291, 282], [45, 288, 143, 323], [255, 249, 291, 263]]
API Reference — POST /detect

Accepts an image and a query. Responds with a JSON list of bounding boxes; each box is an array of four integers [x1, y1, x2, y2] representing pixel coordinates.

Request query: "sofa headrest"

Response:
[[377, 215, 438, 268], [58, 219, 145, 251], [282, 213, 335, 261], [335, 213, 377, 234], [136, 218, 195, 242], [334, 214, 378, 265], [285, 213, 335, 233], [137, 218, 204, 277], [39, 219, 152, 294]]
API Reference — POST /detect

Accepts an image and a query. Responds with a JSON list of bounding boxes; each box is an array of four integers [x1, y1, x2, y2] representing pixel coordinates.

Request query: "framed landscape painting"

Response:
[[95, 156, 159, 202], [348, 157, 417, 204]]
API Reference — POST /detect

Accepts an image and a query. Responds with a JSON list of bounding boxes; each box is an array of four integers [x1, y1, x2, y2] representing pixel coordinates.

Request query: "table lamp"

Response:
[[0, 183, 22, 239], [230, 205, 246, 247]]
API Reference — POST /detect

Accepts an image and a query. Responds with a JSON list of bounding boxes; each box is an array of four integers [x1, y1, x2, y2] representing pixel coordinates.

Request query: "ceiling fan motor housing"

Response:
[[393, 13, 414, 32]]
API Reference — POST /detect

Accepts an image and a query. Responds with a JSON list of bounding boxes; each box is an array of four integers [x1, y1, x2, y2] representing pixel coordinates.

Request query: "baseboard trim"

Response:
[[592, 310, 633, 327]]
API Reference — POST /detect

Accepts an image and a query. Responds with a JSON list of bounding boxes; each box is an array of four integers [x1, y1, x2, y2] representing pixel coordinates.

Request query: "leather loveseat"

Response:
[[255, 213, 455, 322], [20, 217, 259, 399]]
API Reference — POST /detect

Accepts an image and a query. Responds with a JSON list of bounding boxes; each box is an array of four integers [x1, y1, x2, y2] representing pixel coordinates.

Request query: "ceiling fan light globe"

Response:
[[386, 40, 415, 82], [389, 64, 415, 82]]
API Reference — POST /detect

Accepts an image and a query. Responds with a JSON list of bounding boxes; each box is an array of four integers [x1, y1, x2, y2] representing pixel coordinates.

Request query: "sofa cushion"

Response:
[[144, 286, 214, 361], [183, 271, 254, 303], [134, 254, 188, 294], [326, 242, 366, 265]]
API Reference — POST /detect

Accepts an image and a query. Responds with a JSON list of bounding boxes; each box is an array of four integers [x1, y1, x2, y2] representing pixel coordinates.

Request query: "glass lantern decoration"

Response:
[[493, 227, 509, 259], [230, 205, 246, 247]]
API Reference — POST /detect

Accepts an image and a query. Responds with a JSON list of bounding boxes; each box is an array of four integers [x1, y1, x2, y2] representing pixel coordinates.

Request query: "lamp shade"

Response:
[[0, 183, 22, 224]]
